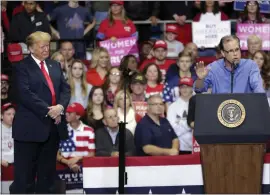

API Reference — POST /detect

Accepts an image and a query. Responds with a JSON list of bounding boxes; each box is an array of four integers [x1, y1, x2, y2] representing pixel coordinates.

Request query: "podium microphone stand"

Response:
[[118, 69, 130, 194]]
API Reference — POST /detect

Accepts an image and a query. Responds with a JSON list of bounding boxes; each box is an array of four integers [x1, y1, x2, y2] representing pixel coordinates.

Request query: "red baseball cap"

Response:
[[1, 103, 15, 113], [1, 74, 9, 81], [66, 103, 85, 117], [179, 77, 193, 87], [7, 43, 23, 63], [110, 1, 124, 5], [166, 24, 178, 34], [153, 40, 167, 50]]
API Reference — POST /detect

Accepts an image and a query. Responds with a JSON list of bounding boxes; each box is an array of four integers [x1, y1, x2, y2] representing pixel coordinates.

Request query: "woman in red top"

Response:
[[142, 63, 164, 100], [86, 47, 111, 86], [96, 1, 138, 41]]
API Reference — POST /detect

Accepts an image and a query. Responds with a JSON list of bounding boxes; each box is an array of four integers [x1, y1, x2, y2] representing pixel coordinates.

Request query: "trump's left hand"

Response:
[[48, 104, 63, 119]]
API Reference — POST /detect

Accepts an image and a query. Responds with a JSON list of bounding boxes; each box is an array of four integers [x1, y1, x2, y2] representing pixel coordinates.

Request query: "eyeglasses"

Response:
[[149, 103, 164, 106], [110, 72, 121, 76], [105, 115, 118, 120], [223, 48, 240, 55]]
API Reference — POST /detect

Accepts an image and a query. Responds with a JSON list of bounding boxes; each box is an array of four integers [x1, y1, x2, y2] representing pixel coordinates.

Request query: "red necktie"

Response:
[[40, 61, 56, 105]]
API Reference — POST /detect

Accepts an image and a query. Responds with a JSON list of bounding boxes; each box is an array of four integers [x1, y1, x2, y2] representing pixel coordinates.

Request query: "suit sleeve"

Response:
[[14, 62, 50, 118], [57, 63, 71, 110]]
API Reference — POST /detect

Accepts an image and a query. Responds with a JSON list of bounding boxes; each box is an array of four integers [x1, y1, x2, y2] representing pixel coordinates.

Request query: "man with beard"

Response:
[[1, 74, 11, 106], [139, 40, 175, 82]]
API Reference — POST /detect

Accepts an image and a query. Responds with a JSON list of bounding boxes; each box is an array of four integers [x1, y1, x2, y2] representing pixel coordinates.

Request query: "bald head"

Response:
[[103, 108, 119, 129], [184, 43, 198, 61]]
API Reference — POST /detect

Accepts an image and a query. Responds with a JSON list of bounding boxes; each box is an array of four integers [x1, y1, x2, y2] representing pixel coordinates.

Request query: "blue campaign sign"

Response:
[[234, 1, 270, 14]]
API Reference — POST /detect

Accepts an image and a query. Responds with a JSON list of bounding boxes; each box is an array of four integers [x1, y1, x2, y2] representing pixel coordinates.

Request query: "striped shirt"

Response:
[[59, 121, 95, 158]]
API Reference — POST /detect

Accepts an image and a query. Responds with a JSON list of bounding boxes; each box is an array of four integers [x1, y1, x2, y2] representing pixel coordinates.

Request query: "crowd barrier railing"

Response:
[[2, 153, 270, 194]]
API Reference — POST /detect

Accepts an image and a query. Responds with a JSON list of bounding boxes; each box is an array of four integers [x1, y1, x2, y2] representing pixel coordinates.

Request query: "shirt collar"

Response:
[[31, 54, 44, 66], [67, 121, 84, 131], [107, 126, 119, 134]]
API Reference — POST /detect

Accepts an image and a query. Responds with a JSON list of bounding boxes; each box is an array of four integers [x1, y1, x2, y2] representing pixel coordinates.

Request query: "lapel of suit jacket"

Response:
[[28, 55, 49, 89], [45, 59, 58, 92]]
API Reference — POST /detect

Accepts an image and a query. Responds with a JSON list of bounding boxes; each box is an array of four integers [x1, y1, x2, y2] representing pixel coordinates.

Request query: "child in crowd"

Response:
[[163, 52, 197, 106], [142, 63, 164, 100], [1, 103, 16, 167], [85, 87, 106, 131], [164, 24, 184, 58], [103, 67, 123, 107], [68, 60, 92, 108], [57, 103, 95, 173], [167, 77, 194, 154]]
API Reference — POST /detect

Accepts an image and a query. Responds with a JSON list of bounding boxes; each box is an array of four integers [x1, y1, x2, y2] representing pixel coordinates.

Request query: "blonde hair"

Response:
[[113, 90, 133, 110], [91, 47, 111, 70], [67, 60, 88, 97], [26, 31, 51, 48], [247, 34, 262, 45], [108, 6, 128, 26], [51, 51, 64, 61]]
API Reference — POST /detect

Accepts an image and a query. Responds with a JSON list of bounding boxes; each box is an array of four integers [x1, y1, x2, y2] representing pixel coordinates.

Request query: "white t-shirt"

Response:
[[166, 40, 184, 58], [199, 12, 221, 23], [167, 97, 192, 151], [1, 123, 14, 163]]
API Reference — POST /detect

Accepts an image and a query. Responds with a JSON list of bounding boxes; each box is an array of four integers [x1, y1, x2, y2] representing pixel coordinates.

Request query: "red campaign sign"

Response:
[[192, 136, 200, 154], [132, 101, 148, 118]]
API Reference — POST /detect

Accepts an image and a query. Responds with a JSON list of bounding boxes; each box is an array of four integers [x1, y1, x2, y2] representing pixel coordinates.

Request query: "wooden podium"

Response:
[[194, 94, 270, 194]]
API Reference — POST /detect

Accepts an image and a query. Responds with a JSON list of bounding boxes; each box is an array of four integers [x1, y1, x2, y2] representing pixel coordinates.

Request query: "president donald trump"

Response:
[[11, 31, 70, 193]]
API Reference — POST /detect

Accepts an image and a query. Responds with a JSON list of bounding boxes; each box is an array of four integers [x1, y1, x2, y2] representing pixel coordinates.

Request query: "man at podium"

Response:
[[194, 35, 264, 94]]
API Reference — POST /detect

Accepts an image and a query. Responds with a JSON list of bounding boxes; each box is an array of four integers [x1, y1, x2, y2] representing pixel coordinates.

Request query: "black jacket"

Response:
[[9, 11, 51, 42], [95, 127, 135, 156], [159, 1, 190, 20], [124, 1, 160, 21], [12, 55, 70, 141]]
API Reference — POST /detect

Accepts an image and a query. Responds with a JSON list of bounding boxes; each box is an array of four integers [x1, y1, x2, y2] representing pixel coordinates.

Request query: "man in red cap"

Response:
[[165, 24, 184, 58], [167, 77, 194, 154], [1, 103, 16, 167], [139, 40, 176, 82], [1, 74, 11, 106], [57, 102, 95, 173]]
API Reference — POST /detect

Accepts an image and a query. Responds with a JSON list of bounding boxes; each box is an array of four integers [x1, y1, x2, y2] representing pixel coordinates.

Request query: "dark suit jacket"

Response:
[[95, 127, 135, 156], [12, 55, 71, 142]]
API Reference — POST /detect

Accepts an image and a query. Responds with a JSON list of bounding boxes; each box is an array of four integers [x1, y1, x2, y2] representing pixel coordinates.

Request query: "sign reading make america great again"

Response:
[[99, 37, 139, 66]]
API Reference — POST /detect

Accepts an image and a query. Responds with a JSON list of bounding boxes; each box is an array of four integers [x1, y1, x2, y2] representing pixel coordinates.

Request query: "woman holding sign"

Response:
[[96, 1, 138, 41]]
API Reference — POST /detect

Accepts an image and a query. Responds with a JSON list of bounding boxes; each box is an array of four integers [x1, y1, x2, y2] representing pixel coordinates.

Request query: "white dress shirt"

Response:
[[31, 54, 49, 74]]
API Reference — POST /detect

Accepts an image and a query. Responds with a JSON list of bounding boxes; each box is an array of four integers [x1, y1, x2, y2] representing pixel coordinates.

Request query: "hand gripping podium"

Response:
[[194, 93, 270, 194]]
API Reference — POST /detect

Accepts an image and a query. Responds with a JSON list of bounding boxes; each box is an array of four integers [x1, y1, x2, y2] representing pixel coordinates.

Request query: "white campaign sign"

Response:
[[192, 21, 231, 48]]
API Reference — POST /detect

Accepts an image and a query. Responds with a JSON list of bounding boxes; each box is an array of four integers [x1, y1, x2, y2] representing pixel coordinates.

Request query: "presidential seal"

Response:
[[217, 99, 246, 128]]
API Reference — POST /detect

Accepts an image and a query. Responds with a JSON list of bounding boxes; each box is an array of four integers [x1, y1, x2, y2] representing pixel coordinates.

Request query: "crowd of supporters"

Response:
[[1, 0, 270, 174]]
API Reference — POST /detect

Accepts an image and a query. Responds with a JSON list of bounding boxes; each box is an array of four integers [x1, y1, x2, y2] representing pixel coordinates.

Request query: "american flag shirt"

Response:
[[59, 121, 95, 158]]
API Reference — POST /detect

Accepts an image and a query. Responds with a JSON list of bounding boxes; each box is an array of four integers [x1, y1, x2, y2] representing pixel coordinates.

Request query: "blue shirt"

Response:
[[134, 114, 177, 156], [50, 5, 93, 39], [195, 58, 265, 94]]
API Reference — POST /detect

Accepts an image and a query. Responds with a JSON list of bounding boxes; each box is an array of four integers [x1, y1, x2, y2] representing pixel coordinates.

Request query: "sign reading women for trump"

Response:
[[192, 21, 231, 48], [237, 24, 270, 51], [99, 37, 139, 66]]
